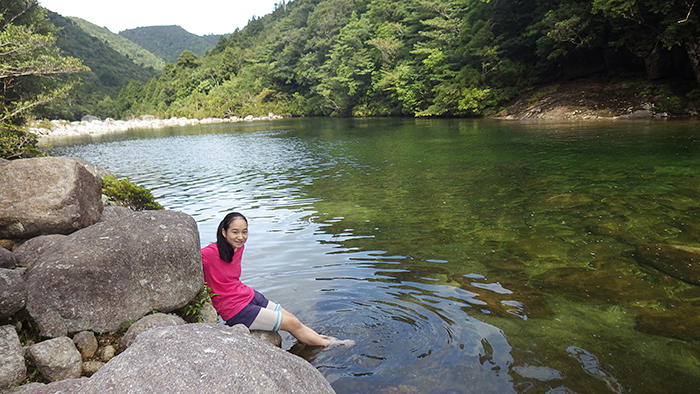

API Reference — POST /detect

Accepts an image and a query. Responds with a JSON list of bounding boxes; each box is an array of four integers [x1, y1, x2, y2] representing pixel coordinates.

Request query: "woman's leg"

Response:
[[279, 308, 332, 347]]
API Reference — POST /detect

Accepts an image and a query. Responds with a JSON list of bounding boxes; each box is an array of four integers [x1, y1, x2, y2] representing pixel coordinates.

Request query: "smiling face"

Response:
[[222, 217, 248, 251]]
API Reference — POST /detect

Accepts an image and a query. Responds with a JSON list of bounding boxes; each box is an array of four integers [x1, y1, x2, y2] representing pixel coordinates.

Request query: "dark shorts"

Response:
[[225, 290, 283, 331]]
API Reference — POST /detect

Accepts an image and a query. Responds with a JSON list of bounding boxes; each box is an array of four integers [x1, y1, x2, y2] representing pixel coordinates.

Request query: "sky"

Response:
[[38, 0, 282, 36]]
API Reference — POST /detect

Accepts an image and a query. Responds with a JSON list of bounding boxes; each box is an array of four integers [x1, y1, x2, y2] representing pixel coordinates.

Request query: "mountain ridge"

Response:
[[118, 25, 221, 63], [68, 17, 166, 71]]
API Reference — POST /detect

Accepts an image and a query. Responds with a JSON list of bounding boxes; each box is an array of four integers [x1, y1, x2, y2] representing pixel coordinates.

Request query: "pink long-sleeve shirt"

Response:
[[201, 243, 255, 321]]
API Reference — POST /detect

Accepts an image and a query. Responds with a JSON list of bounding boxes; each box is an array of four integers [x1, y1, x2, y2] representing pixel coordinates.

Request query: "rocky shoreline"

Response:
[[0, 156, 332, 394], [29, 113, 285, 138]]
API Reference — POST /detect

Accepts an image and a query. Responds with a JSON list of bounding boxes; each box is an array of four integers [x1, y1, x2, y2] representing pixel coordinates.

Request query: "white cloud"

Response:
[[38, 0, 281, 36]]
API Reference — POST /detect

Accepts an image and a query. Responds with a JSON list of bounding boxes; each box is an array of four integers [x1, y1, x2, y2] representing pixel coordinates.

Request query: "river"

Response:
[[45, 117, 700, 393]]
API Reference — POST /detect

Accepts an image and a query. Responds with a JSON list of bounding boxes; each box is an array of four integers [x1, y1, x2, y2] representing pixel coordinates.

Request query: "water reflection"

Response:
[[47, 118, 700, 393]]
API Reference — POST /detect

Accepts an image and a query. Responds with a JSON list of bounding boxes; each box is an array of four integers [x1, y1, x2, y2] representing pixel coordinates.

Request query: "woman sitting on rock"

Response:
[[202, 211, 353, 347]]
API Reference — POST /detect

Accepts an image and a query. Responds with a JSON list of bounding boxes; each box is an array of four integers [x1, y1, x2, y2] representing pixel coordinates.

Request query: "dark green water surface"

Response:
[[46, 118, 700, 393]]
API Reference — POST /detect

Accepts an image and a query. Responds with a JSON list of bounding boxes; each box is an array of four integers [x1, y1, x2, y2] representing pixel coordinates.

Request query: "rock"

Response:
[[0, 247, 17, 268], [72, 331, 98, 360], [251, 330, 283, 347], [78, 324, 335, 394], [0, 239, 16, 251], [120, 313, 186, 349], [81, 115, 100, 122], [28, 337, 83, 382], [197, 300, 219, 323], [635, 244, 700, 285], [620, 109, 653, 119], [18, 209, 202, 337], [530, 267, 667, 306], [14, 234, 66, 268], [635, 305, 700, 341], [453, 275, 553, 320], [0, 268, 26, 319], [98, 205, 134, 222], [98, 345, 115, 362], [0, 157, 103, 239], [0, 325, 26, 390], [3, 378, 87, 394], [82, 361, 105, 376]]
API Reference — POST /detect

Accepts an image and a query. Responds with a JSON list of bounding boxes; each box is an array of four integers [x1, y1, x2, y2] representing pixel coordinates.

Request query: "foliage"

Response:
[[177, 285, 215, 323], [35, 12, 160, 121], [0, 124, 43, 159], [76, 0, 700, 120], [0, 0, 88, 158], [101, 174, 164, 211], [68, 17, 166, 71]]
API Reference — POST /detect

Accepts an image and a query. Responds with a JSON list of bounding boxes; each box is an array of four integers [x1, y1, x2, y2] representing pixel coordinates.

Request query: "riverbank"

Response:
[[29, 113, 285, 138], [492, 78, 699, 120]]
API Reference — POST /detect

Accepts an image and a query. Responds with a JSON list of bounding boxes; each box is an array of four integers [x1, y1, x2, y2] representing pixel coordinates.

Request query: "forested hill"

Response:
[[110, 0, 700, 120], [118, 26, 220, 63], [36, 11, 160, 121], [68, 17, 166, 71]]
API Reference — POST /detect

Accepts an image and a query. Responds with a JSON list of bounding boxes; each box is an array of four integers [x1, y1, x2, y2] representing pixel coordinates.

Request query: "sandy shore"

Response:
[[30, 114, 284, 138]]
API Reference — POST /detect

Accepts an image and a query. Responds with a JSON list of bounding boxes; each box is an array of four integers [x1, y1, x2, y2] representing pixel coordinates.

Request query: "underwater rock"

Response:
[[635, 244, 700, 285], [582, 217, 628, 237], [566, 237, 633, 269], [530, 267, 666, 306], [635, 305, 700, 342], [527, 192, 595, 212], [505, 237, 572, 261], [454, 275, 554, 320]]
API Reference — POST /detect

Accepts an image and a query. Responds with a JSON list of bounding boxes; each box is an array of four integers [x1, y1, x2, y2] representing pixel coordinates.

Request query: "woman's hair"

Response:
[[216, 212, 248, 263]]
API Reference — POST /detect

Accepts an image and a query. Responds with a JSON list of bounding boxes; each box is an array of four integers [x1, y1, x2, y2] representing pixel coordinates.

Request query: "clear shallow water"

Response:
[[46, 118, 700, 393]]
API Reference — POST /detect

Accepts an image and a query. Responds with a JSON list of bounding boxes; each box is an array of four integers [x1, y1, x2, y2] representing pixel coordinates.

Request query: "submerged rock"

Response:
[[530, 267, 667, 306], [635, 243, 700, 285], [454, 275, 553, 320], [635, 305, 700, 342]]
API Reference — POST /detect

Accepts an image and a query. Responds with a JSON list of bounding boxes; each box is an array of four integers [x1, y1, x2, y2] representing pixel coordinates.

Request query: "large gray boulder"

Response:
[[81, 324, 335, 394], [0, 325, 26, 390], [16, 210, 202, 337], [0, 157, 103, 239], [0, 268, 26, 319]]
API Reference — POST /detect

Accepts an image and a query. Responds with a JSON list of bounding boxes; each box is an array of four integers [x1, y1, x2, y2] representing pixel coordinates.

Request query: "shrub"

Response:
[[101, 174, 164, 210], [0, 125, 43, 160]]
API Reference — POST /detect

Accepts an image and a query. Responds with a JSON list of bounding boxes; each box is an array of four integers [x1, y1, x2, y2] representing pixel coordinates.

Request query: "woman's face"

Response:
[[222, 217, 248, 251]]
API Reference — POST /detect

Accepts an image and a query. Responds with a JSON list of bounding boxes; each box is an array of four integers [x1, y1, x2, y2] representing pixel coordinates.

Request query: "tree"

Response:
[[0, 0, 88, 159]]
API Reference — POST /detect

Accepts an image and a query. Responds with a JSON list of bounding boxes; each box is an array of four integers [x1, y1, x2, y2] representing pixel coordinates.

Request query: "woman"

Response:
[[202, 212, 352, 347]]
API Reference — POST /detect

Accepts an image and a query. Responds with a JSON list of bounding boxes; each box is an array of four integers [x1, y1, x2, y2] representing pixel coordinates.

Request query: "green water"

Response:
[[47, 118, 700, 393]]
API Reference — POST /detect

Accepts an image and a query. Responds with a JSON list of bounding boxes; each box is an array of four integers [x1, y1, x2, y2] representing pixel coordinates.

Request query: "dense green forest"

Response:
[[34, 12, 160, 121], [111, 0, 700, 119], [0, 0, 87, 158], [69, 17, 166, 71], [119, 26, 220, 63]]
